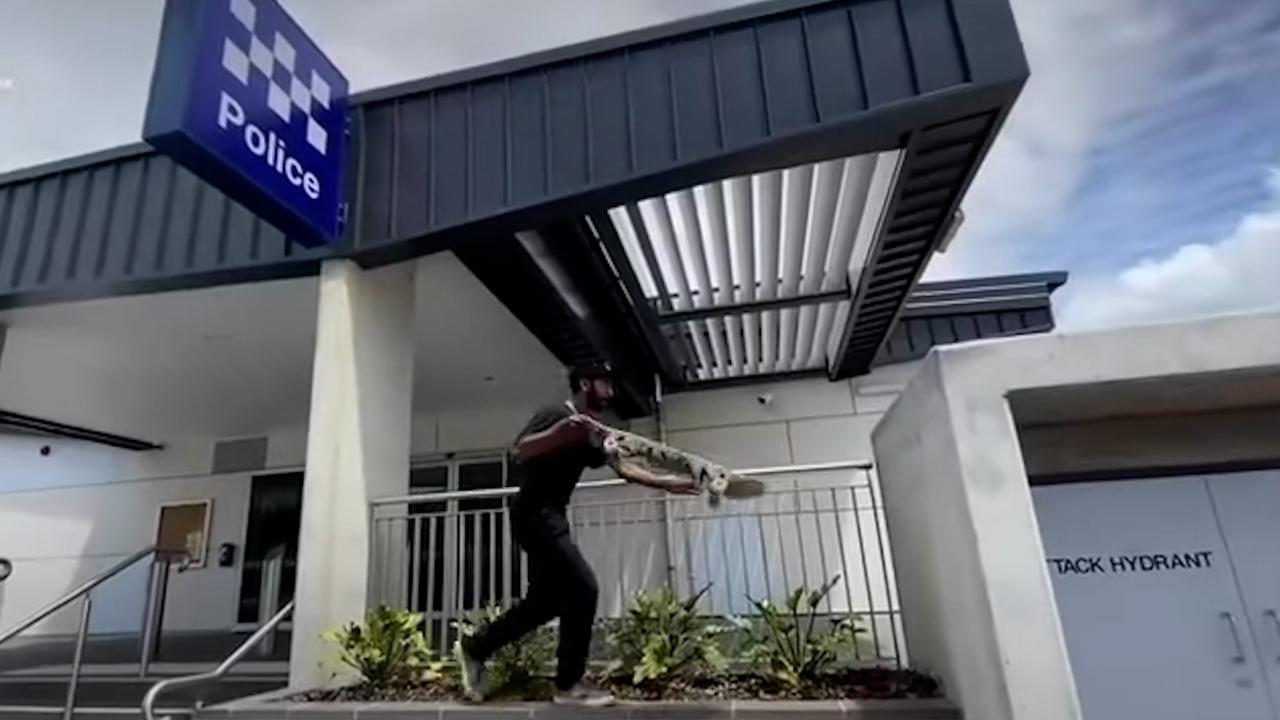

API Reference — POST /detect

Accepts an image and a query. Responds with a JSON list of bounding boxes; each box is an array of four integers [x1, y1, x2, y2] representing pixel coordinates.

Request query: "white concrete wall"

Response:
[[871, 311, 1280, 720], [0, 402, 562, 639], [871, 357, 1019, 716], [0, 431, 252, 636], [661, 363, 918, 468]]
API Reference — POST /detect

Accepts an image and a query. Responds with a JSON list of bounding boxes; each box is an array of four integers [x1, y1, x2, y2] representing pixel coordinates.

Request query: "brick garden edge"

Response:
[[198, 695, 960, 720]]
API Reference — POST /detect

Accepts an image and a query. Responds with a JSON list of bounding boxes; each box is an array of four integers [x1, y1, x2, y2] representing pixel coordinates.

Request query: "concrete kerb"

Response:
[[194, 698, 958, 719]]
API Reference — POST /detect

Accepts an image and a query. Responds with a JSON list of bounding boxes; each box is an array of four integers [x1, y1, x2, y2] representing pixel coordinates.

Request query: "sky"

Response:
[[1, 0, 1278, 331]]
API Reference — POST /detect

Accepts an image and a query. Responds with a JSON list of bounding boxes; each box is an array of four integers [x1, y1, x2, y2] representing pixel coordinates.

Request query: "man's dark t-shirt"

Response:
[[511, 403, 608, 540]]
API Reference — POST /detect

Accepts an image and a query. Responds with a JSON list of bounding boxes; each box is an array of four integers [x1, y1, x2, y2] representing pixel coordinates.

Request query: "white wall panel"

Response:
[[666, 423, 792, 469], [665, 377, 855, 431], [789, 415, 880, 464]]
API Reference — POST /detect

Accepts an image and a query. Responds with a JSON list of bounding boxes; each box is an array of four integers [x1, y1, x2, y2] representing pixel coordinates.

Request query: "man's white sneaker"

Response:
[[553, 683, 616, 707], [453, 640, 489, 702]]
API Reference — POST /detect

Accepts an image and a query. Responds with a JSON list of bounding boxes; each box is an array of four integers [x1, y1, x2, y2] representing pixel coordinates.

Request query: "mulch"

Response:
[[292, 667, 939, 703]]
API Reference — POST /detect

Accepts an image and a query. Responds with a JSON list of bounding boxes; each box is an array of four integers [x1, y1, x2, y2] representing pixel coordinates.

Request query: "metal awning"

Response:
[[595, 152, 899, 383], [0, 0, 1029, 397]]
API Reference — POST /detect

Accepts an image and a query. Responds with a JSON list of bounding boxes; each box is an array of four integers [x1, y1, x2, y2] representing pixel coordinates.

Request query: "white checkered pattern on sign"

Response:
[[220, 0, 332, 156]]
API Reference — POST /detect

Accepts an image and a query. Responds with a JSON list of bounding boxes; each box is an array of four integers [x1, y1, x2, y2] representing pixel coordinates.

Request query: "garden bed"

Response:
[[292, 581, 945, 717], [293, 667, 939, 703]]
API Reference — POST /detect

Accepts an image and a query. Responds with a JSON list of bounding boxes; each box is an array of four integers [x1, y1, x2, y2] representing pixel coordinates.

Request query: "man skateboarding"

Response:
[[455, 361, 697, 706]]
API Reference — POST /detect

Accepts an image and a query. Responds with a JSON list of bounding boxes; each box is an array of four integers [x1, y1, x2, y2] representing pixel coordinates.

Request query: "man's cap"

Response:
[[569, 361, 614, 386], [571, 360, 613, 377]]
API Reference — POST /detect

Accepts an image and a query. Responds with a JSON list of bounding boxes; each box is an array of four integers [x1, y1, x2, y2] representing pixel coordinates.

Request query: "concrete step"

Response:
[[0, 707, 192, 719], [0, 633, 291, 674], [0, 662, 288, 677], [0, 677, 285, 708]]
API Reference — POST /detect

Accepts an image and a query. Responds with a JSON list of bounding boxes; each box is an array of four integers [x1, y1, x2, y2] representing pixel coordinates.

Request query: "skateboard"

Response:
[[576, 412, 766, 503]]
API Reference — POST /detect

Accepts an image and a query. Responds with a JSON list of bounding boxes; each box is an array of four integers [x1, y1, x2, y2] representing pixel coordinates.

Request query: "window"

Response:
[[156, 500, 213, 568], [401, 456, 523, 642], [408, 465, 449, 613]]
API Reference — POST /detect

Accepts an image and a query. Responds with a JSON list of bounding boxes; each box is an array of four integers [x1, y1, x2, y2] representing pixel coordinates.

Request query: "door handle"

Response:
[[1221, 612, 1247, 665], [1265, 609, 1280, 663]]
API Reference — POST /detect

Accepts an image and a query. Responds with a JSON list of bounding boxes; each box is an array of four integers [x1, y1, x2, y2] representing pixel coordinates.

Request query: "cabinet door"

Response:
[[1208, 470, 1280, 714], [1033, 476, 1274, 720]]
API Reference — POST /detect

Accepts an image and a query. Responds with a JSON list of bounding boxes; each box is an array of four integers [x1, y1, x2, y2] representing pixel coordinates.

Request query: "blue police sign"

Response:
[[143, 0, 349, 247]]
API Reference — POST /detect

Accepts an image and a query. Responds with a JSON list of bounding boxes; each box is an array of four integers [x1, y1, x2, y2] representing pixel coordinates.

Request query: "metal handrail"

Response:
[[0, 545, 175, 720], [0, 545, 157, 646], [142, 600, 295, 720], [370, 459, 874, 506]]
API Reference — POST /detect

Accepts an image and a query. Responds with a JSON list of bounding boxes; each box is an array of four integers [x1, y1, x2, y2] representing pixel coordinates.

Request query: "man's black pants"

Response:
[[465, 512, 598, 690]]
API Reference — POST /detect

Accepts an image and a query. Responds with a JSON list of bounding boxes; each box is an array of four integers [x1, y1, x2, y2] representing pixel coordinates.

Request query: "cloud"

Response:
[[289, 0, 751, 92], [927, 0, 1179, 279], [0, 0, 752, 174], [0, 0, 165, 173], [1059, 168, 1280, 329], [929, 0, 1280, 282]]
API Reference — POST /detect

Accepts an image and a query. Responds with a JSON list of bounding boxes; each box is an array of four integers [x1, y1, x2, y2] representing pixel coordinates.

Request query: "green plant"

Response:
[[454, 605, 556, 689], [609, 585, 728, 685], [741, 576, 863, 689], [324, 605, 441, 689]]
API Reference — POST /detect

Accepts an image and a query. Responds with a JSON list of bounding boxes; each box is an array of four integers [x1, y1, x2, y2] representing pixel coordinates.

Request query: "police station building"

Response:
[[1, 1, 1279, 719]]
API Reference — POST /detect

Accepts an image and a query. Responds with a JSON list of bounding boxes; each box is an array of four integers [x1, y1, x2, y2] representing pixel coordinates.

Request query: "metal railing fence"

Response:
[[369, 461, 902, 666]]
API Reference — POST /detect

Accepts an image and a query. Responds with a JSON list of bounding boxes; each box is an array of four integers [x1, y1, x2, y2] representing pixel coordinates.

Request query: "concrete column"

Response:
[[289, 259, 416, 690]]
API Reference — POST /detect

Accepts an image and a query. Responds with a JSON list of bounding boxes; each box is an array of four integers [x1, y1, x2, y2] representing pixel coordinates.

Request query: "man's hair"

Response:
[[569, 361, 614, 392]]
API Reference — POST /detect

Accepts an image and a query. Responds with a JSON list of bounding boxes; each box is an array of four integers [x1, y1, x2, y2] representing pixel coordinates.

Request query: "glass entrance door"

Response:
[[456, 460, 513, 612], [237, 472, 303, 625], [239, 457, 518, 645], [402, 457, 517, 650], [408, 464, 448, 641]]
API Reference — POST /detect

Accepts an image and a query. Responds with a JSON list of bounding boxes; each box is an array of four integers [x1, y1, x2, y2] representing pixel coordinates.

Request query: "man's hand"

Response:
[[613, 459, 701, 495], [662, 476, 702, 495], [562, 414, 595, 442]]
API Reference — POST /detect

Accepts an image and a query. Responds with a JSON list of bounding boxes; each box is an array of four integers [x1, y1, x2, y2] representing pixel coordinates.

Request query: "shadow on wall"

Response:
[[0, 435, 137, 637], [0, 431, 251, 645]]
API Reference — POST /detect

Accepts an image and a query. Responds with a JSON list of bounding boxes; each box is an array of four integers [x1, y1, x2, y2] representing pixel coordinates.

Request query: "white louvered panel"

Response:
[[726, 176, 757, 375], [607, 206, 658, 299], [695, 182, 744, 377], [605, 150, 897, 383], [641, 198, 712, 380], [669, 190, 729, 379], [778, 165, 812, 295], [847, 153, 902, 288], [825, 155, 881, 288], [811, 155, 880, 366], [820, 152, 901, 371], [753, 170, 782, 374], [777, 165, 812, 373], [794, 159, 843, 368], [638, 199, 685, 306], [682, 320, 720, 381], [810, 303, 839, 369], [825, 300, 852, 364]]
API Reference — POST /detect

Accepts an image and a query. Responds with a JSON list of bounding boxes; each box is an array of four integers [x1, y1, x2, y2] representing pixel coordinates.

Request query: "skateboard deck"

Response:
[[574, 411, 765, 502]]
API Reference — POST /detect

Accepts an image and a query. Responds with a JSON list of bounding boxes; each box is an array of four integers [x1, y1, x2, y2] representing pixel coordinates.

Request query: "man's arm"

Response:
[[609, 458, 700, 494], [513, 414, 591, 462]]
